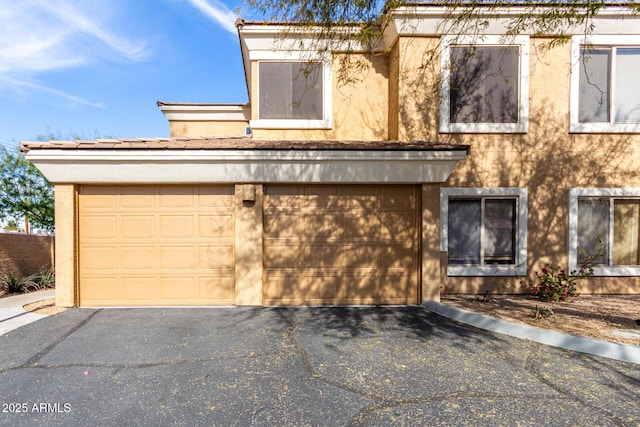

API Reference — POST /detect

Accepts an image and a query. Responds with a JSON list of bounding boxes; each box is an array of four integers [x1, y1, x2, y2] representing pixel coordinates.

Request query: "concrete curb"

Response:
[[423, 301, 640, 365]]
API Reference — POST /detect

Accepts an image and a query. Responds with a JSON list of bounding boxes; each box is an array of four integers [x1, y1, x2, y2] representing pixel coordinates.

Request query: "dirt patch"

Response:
[[23, 298, 68, 315], [441, 294, 640, 346]]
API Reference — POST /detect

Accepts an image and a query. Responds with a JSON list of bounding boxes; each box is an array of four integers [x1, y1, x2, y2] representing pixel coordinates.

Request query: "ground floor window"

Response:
[[570, 188, 640, 276], [440, 188, 528, 276]]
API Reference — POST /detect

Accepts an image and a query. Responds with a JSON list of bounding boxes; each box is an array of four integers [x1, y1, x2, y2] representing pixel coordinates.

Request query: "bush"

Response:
[[529, 265, 584, 302], [0, 266, 55, 294], [529, 238, 602, 303]]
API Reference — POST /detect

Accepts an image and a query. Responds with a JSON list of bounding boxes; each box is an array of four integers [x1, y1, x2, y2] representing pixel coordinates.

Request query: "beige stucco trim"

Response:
[[158, 104, 250, 122], [234, 184, 264, 305], [421, 184, 441, 302], [26, 149, 467, 184], [54, 184, 77, 307]]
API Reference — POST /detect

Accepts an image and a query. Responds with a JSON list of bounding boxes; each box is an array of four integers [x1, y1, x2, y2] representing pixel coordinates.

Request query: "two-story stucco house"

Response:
[[22, 4, 640, 307]]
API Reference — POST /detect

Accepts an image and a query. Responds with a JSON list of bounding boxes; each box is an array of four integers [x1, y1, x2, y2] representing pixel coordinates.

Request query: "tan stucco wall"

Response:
[[250, 53, 390, 141], [54, 184, 77, 307], [169, 121, 249, 138], [395, 37, 640, 295], [234, 184, 263, 305]]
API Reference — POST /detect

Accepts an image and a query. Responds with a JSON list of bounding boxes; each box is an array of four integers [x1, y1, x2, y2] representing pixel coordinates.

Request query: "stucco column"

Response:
[[54, 184, 77, 307], [234, 184, 264, 305], [421, 184, 441, 302]]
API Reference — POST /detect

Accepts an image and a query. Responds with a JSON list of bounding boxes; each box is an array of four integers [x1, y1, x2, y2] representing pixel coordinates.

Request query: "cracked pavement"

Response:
[[0, 306, 638, 426]]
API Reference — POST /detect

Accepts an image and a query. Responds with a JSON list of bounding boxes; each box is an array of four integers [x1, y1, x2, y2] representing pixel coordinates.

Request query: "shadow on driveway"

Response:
[[0, 305, 637, 426]]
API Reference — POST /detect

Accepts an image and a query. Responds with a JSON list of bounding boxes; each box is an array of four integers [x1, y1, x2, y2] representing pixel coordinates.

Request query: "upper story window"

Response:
[[250, 53, 332, 130], [570, 35, 640, 133], [440, 35, 529, 133], [440, 188, 528, 276], [259, 62, 323, 120], [569, 188, 640, 276]]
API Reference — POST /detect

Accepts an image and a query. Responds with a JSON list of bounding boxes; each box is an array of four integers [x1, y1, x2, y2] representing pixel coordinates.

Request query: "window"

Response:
[[440, 36, 529, 133], [440, 188, 528, 276], [570, 36, 640, 133], [250, 54, 332, 130], [569, 188, 640, 276], [259, 62, 323, 120]]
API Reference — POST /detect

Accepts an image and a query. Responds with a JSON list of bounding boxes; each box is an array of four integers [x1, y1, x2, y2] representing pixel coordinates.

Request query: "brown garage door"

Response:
[[79, 185, 234, 306], [264, 185, 419, 305]]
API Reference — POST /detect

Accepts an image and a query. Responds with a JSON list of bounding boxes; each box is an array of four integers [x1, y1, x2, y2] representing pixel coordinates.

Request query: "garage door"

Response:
[[264, 185, 419, 305], [79, 185, 234, 306]]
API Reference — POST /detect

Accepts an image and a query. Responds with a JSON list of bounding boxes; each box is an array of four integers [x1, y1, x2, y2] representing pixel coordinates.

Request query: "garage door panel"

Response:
[[197, 186, 234, 207], [159, 215, 194, 239], [265, 245, 299, 269], [81, 217, 116, 239], [382, 245, 416, 268], [80, 247, 116, 270], [264, 276, 302, 305], [121, 216, 155, 239], [120, 277, 156, 301], [79, 190, 116, 209], [80, 185, 234, 306], [304, 215, 343, 240], [381, 186, 416, 210], [159, 187, 194, 207], [264, 215, 300, 239], [159, 277, 195, 300], [343, 185, 378, 209], [121, 247, 155, 270], [343, 214, 380, 240], [198, 276, 234, 302], [342, 245, 380, 268], [380, 213, 415, 240], [198, 245, 234, 270], [380, 274, 418, 300], [159, 247, 195, 269], [81, 277, 117, 303], [198, 215, 233, 238], [120, 187, 155, 208], [303, 245, 341, 268], [265, 184, 418, 305]]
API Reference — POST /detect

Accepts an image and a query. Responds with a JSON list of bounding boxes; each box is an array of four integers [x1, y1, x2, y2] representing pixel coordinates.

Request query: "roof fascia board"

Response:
[[25, 148, 467, 184], [158, 104, 251, 122], [386, 5, 640, 38]]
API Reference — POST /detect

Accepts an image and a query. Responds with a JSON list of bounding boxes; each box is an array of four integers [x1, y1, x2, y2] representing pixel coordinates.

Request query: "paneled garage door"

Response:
[[79, 185, 234, 306], [264, 185, 419, 305]]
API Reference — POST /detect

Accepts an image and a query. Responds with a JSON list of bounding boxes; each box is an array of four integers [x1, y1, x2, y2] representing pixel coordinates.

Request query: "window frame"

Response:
[[440, 187, 528, 276], [568, 188, 640, 276], [439, 35, 530, 134], [570, 35, 640, 133], [250, 51, 332, 130]]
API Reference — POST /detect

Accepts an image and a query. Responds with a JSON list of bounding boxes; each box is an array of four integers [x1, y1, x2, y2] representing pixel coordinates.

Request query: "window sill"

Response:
[[250, 119, 332, 130], [447, 265, 526, 277], [569, 265, 640, 277], [569, 122, 640, 133], [439, 122, 528, 134]]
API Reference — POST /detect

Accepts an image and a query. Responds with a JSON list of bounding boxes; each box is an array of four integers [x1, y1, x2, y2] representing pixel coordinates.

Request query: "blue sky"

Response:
[[0, 0, 248, 147]]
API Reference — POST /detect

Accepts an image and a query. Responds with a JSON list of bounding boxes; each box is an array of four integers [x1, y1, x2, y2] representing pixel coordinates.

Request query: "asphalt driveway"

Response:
[[0, 306, 638, 426]]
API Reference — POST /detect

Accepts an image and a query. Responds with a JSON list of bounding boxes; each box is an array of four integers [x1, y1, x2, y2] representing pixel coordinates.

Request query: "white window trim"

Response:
[[568, 187, 640, 276], [439, 35, 530, 134], [570, 35, 640, 133], [250, 50, 332, 130], [440, 187, 528, 276]]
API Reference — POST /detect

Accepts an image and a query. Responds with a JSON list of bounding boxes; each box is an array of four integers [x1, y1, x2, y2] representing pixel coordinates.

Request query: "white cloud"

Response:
[[0, 0, 149, 106], [0, 76, 105, 108], [184, 0, 238, 35]]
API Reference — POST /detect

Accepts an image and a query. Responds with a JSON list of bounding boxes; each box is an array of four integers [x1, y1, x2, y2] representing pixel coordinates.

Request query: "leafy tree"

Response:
[[0, 146, 54, 233], [240, 0, 640, 84]]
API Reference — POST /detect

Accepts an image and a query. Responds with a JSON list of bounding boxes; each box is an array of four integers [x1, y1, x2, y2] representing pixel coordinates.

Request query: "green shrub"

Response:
[[528, 238, 602, 303], [0, 266, 55, 294]]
